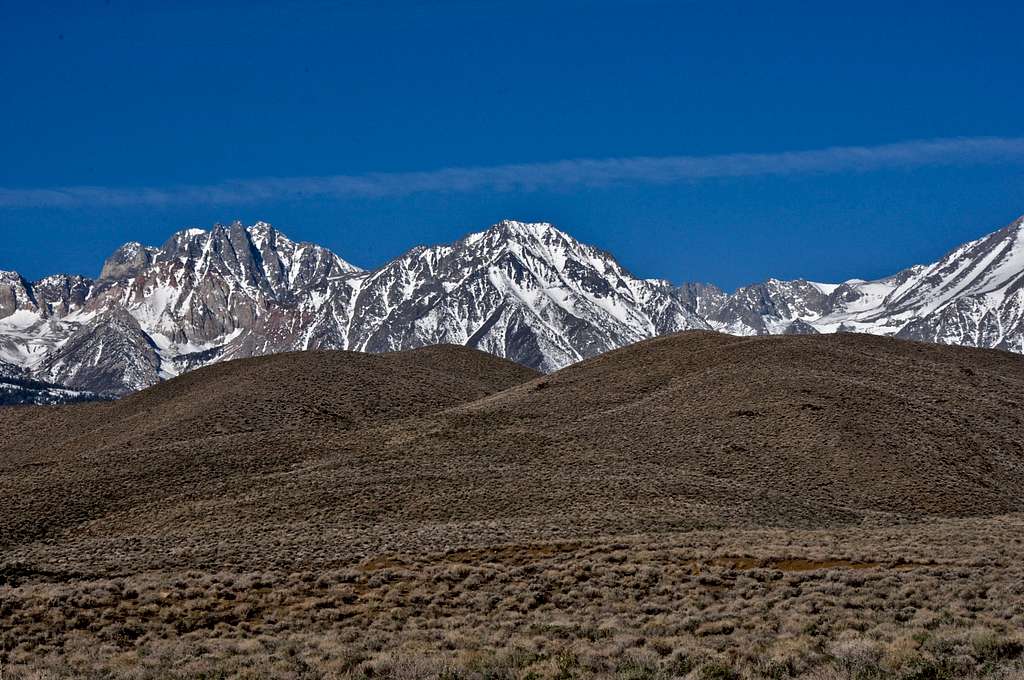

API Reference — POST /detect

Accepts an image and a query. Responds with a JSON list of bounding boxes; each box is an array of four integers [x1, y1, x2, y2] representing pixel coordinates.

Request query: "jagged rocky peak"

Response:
[[346, 218, 708, 372], [674, 282, 728, 317], [102, 221, 362, 287], [462, 221, 666, 304], [246, 220, 363, 294], [32, 274, 93, 318], [828, 280, 866, 304], [464, 220, 591, 257], [200, 221, 262, 282], [100, 241, 159, 280], [0, 271, 37, 318], [159, 227, 210, 260], [156, 222, 244, 264], [703, 278, 832, 336], [475, 218, 557, 239], [884, 214, 1024, 315], [461, 219, 649, 293], [687, 213, 1024, 350], [886, 214, 1024, 352]]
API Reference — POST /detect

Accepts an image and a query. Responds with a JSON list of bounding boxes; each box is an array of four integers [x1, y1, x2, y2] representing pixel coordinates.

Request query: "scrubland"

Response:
[[4, 517, 1024, 679], [2, 334, 1023, 678]]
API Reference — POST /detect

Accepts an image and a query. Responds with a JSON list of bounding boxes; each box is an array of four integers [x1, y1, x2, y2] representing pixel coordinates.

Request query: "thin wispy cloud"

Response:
[[3, 136, 1024, 209]]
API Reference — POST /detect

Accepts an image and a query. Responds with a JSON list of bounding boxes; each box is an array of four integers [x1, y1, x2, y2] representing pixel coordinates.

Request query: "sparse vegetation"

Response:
[[3, 522, 1024, 678], [1, 334, 1022, 677]]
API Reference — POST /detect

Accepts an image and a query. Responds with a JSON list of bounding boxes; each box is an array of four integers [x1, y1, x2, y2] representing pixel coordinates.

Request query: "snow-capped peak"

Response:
[[687, 214, 1024, 352], [462, 219, 560, 245], [341, 218, 707, 371], [494, 219, 557, 236], [6, 214, 1024, 395]]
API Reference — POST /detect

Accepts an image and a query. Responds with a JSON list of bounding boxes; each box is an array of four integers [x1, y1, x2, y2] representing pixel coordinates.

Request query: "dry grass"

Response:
[[3, 518, 1024, 678]]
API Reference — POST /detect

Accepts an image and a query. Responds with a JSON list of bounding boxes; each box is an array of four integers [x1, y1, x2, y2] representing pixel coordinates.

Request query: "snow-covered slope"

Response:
[[1, 353, 106, 406], [346, 220, 708, 370], [691, 215, 1024, 351], [0, 219, 708, 393], [0, 220, 365, 393], [887, 218, 1024, 352], [700, 278, 833, 336]]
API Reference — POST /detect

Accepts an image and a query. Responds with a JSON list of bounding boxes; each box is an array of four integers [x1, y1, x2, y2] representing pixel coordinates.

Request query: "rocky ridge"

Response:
[[2, 215, 1024, 394]]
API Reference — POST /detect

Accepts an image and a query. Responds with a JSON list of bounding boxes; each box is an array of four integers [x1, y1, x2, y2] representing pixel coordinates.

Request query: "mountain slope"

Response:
[[889, 217, 1024, 351], [347, 220, 708, 370], [691, 216, 1024, 351], [0, 344, 538, 548], [426, 331, 1024, 520], [3, 333, 1023, 680], [34, 307, 162, 393]]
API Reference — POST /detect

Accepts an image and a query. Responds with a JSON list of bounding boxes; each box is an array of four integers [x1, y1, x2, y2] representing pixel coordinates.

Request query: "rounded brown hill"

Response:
[[198, 329, 1023, 547], [415, 330, 1024, 520], [0, 343, 539, 458], [68, 330, 1024, 572], [0, 345, 538, 547], [4, 331, 1024, 572]]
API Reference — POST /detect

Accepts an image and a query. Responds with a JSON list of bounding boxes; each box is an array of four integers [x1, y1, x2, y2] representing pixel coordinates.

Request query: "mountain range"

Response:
[[2, 214, 1023, 395]]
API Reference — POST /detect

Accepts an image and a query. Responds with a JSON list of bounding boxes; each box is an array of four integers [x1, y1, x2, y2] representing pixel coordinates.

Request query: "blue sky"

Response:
[[2, 0, 1023, 290]]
